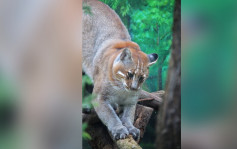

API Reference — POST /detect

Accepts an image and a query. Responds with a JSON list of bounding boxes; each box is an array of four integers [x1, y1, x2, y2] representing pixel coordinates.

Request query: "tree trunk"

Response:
[[158, 67, 163, 90], [156, 0, 181, 149]]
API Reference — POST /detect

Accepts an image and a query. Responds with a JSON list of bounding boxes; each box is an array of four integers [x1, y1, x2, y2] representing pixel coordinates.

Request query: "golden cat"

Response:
[[83, 0, 159, 140]]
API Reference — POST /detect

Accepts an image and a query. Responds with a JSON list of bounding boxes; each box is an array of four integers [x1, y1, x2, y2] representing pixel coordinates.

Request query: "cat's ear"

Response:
[[147, 53, 158, 66], [120, 48, 132, 63]]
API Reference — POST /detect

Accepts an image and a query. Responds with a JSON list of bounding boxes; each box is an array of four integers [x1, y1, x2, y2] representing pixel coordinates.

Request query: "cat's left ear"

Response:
[[147, 53, 158, 66]]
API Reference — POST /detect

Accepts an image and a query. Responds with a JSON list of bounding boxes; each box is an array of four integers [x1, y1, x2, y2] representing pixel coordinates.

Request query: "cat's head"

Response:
[[113, 47, 158, 91]]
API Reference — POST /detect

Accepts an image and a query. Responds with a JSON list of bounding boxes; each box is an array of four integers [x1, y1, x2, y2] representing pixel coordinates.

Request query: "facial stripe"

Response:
[[135, 69, 138, 74], [132, 73, 136, 82], [117, 71, 126, 77], [135, 58, 146, 74], [123, 80, 128, 88], [131, 56, 134, 63]]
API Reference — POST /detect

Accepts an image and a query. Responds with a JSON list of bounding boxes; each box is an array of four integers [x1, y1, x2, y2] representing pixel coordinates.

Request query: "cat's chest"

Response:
[[107, 88, 139, 105]]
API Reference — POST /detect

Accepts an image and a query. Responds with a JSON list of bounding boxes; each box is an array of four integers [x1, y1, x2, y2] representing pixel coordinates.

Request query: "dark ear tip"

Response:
[[152, 53, 158, 60], [148, 53, 158, 62]]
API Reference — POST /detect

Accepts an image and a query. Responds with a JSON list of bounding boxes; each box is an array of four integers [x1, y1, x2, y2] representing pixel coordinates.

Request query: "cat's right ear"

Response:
[[120, 48, 132, 63], [147, 53, 158, 66]]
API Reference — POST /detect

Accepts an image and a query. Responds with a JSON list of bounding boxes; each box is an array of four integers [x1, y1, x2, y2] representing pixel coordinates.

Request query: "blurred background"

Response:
[[1, 0, 237, 148], [182, 0, 237, 149], [82, 0, 174, 148], [0, 0, 82, 149]]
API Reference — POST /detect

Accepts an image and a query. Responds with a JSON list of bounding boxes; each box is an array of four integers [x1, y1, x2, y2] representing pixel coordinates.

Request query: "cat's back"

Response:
[[82, 0, 130, 78], [83, 0, 130, 53]]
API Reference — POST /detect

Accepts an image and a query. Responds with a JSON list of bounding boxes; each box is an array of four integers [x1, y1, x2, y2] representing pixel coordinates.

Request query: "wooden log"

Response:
[[134, 105, 153, 140], [137, 90, 164, 110]]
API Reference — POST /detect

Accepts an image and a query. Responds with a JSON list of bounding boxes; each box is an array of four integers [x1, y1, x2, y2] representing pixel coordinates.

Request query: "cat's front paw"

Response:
[[110, 125, 129, 140], [127, 126, 140, 140]]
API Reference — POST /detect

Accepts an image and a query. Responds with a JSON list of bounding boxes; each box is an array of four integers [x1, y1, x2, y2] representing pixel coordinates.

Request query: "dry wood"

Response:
[[137, 91, 164, 110], [116, 135, 142, 149]]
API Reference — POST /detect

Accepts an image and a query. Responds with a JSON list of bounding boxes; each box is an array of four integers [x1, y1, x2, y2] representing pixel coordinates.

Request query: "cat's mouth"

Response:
[[124, 85, 139, 92]]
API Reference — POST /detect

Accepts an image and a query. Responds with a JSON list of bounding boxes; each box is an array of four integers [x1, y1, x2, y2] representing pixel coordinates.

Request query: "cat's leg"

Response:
[[93, 96, 129, 140], [120, 104, 140, 140]]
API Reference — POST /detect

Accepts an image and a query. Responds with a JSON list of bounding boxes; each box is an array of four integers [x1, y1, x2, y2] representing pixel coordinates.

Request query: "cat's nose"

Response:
[[131, 82, 138, 90]]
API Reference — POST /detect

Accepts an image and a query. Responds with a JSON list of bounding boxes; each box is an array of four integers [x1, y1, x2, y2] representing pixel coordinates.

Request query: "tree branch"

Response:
[[138, 90, 164, 110], [83, 105, 153, 149]]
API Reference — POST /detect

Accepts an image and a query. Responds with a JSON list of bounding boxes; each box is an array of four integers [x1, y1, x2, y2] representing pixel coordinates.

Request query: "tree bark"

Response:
[[158, 67, 163, 90], [156, 0, 181, 149], [137, 90, 164, 110]]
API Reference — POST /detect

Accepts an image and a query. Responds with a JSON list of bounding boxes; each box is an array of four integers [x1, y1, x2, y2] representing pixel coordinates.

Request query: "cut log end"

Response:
[[116, 135, 142, 149]]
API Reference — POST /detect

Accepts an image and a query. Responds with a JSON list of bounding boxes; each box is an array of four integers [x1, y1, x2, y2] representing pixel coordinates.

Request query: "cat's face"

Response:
[[113, 48, 158, 91]]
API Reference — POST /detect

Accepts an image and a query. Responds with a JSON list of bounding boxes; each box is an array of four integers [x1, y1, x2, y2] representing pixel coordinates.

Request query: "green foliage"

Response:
[[82, 75, 93, 97], [82, 74, 93, 141], [0, 75, 15, 103], [100, 0, 132, 16], [82, 123, 91, 140]]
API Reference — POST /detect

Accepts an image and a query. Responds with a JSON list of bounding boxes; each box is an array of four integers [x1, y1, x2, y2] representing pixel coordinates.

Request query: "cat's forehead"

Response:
[[121, 50, 148, 75], [127, 62, 148, 75], [130, 48, 149, 68]]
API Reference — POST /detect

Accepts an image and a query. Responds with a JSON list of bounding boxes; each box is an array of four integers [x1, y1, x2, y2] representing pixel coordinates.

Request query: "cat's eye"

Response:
[[139, 76, 144, 82], [127, 72, 134, 79]]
